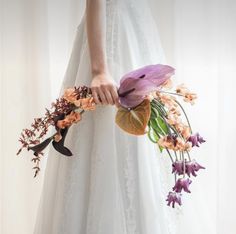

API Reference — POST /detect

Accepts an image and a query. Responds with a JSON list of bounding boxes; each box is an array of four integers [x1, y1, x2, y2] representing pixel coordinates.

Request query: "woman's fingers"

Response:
[[110, 86, 120, 107], [103, 89, 114, 105], [91, 87, 101, 105], [97, 88, 108, 105], [91, 83, 120, 106]]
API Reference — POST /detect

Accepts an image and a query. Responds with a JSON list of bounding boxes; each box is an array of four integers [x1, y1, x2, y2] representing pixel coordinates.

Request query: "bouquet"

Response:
[[17, 64, 206, 208]]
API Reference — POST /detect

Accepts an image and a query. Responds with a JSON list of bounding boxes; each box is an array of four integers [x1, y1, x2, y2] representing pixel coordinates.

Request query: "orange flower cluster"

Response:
[[76, 97, 96, 111], [156, 93, 182, 129], [158, 93, 177, 109], [57, 111, 81, 129], [63, 88, 77, 103], [63, 88, 96, 111], [176, 123, 191, 140], [176, 84, 197, 105], [156, 86, 193, 141], [158, 136, 192, 152]]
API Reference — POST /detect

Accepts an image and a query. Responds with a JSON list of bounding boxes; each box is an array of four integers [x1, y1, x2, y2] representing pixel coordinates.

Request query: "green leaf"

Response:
[[147, 126, 164, 153], [147, 127, 157, 143], [156, 116, 169, 134], [150, 119, 164, 136], [158, 145, 164, 153]]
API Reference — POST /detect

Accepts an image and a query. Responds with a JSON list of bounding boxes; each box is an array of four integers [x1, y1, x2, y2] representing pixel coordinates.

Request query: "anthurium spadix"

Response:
[[118, 64, 175, 108]]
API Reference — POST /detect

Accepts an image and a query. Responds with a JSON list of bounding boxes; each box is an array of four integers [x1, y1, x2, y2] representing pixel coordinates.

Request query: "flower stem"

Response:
[[185, 150, 191, 161], [174, 151, 178, 161], [174, 99, 193, 133], [158, 90, 184, 97], [182, 151, 186, 178], [165, 148, 174, 163]]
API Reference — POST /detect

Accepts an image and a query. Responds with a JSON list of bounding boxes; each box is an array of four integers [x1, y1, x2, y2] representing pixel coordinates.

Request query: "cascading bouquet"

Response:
[[17, 64, 206, 208]]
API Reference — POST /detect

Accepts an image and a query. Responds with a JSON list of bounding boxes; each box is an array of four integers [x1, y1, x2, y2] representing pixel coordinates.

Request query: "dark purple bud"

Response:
[[173, 178, 192, 193], [166, 191, 182, 208]]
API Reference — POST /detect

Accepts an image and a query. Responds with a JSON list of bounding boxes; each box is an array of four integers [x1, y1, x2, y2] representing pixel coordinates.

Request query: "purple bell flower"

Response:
[[185, 159, 206, 177], [166, 191, 182, 208], [172, 160, 184, 175], [187, 132, 206, 147], [118, 64, 175, 108], [172, 159, 206, 177], [172, 178, 192, 193]]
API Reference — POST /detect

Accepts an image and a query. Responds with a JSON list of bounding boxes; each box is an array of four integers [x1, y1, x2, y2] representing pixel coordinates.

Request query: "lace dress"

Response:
[[33, 0, 180, 233]]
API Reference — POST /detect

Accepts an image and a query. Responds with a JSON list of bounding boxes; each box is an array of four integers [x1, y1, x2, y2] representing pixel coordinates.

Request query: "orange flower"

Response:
[[184, 93, 197, 105], [63, 88, 77, 103], [184, 142, 192, 151], [175, 123, 191, 139], [158, 94, 178, 109], [158, 136, 192, 152], [57, 111, 81, 129], [176, 84, 189, 95], [168, 106, 181, 116], [74, 97, 96, 110], [63, 87, 96, 110], [174, 138, 189, 151], [174, 137, 185, 151], [81, 97, 96, 110], [67, 111, 81, 123], [166, 113, 181, 126], [176, 84, 197, 105], [158, 136, 175, 150]]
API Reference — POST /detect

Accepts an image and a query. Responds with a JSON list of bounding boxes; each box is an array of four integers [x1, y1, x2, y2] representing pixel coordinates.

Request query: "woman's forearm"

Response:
[[86, 0, 108, 76], [86, 0, 120, 107]]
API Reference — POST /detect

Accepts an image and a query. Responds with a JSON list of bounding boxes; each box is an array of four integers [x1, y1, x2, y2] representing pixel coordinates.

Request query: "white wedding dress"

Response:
[[33, 1, 180, 233]]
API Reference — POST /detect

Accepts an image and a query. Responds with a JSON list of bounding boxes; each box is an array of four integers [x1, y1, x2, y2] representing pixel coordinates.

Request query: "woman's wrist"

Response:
[[91, 65, 109, 77]]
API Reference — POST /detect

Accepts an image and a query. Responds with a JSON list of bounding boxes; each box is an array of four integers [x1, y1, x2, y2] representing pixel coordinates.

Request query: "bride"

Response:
[[33, 0, 178, 233]]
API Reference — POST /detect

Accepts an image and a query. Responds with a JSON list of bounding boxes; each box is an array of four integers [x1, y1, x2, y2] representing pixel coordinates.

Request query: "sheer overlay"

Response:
[[33, 1, 181, 233]]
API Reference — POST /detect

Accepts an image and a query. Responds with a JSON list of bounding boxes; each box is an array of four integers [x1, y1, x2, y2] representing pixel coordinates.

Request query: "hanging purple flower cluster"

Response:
[[165, 134, 206, 208]]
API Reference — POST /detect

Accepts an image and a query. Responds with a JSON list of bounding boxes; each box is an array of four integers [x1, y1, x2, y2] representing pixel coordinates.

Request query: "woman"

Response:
[[33, 0, 177, 233]]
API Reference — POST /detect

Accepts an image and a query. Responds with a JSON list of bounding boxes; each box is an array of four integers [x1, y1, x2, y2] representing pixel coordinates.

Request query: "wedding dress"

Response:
[[33, 0, 180, 233]]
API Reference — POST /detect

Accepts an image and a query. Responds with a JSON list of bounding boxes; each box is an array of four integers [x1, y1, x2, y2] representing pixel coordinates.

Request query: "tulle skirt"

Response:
[[33, 9, 178, 234]]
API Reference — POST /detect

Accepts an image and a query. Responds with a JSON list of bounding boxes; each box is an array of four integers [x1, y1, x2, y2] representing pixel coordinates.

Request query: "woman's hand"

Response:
[[90, 72, 120, 108]]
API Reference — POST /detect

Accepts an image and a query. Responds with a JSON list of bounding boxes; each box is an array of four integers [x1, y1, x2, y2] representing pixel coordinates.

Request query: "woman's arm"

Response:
[[86, 0, 119, 107]]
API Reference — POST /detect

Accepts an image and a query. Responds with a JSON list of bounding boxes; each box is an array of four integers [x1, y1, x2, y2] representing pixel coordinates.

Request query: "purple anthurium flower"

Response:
[[187, 132, 206, 147], [172, 178, 192, 193], [166, 191, 182, 208], [185, 159, 205, 177], [118, 64, 175, 108]]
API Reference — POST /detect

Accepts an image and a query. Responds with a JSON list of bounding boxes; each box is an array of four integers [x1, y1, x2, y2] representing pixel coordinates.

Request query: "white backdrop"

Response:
[[1, 0, 236, 234]]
